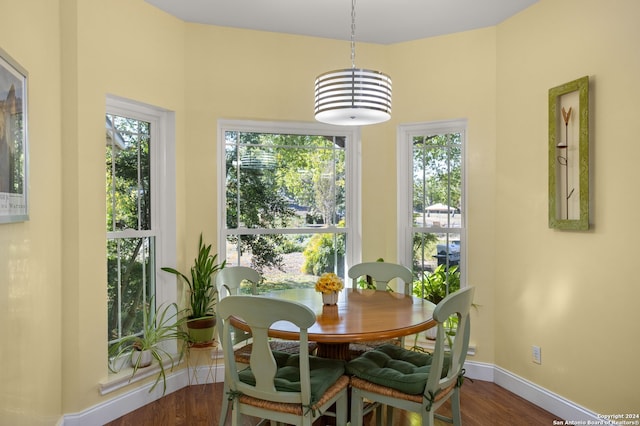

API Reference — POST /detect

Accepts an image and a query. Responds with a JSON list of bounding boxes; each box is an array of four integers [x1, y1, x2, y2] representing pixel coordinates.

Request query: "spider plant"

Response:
[[108, 298, 189, 395]]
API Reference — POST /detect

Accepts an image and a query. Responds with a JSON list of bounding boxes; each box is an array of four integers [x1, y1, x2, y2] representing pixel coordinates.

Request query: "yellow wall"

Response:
[[0, 0, 62, 424], [58, 0, 186, 414], [0, 0, 638, 423], [494, 0, 640, 412]]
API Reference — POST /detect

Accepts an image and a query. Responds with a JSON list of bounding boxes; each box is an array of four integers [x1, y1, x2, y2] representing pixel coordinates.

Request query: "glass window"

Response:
[[105, 99, 175, 350], [219, 121, 359, 287], [398, 120, 466, 301], [106, 112, 155, 345]]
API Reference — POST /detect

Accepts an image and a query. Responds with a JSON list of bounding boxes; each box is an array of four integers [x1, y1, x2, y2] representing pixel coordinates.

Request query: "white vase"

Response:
[[322, 292, 338, 305], [131, 349, 152, 368], [425, 327, 438, 340]]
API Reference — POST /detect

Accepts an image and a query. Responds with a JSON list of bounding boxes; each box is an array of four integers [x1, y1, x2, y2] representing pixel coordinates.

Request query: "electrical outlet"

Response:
[[532, 345, 542, 364]]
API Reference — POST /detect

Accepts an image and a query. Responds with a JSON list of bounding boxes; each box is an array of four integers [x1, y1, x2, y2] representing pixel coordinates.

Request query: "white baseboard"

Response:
[[463, 361, 604, 424], [62, 361, 602, 425], [61, 364, 224, 426]]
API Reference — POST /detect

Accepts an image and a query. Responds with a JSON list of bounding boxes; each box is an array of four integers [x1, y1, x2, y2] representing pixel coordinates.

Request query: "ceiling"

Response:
[[144, 0, 539, 45]]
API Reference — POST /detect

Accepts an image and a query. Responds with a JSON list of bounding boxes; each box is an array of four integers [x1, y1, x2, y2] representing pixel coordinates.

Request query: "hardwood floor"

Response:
[[105, 378, 558, 425]]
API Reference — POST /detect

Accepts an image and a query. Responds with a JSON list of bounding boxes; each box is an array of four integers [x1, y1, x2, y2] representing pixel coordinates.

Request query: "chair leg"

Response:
[[451, 387, 462, 426], [421, 408, 436, 426], [219, 382, 230, 426], [335, 390, 348, 425], [350, 388, 365, 426], [385, 406, 394, 426], [230, 398, 241, 426]]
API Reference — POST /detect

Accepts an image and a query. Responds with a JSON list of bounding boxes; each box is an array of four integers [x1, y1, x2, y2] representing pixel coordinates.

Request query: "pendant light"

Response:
[[314, 0, 392, 126]]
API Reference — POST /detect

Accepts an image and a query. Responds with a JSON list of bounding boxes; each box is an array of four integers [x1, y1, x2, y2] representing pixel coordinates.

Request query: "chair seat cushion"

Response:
[[346, 344, 449, 395], [234, 340, 318, 364], [239, 351, 346, 403]]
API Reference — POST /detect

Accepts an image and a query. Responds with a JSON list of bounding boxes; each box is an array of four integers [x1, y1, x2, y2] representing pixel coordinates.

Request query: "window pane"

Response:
[[412, 231, 461, 301], [226, 232, 346, 285], [107, 236, 155, 344], [412, 134, 462, 229], [225, 132, 345, 230], [106, 115, 151, 231]]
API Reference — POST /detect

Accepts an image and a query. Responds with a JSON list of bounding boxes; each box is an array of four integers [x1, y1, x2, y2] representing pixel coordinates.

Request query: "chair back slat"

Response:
[[348, 261, 413, 294], [215, 266, 262, 345], [215, 266, 261, 297]]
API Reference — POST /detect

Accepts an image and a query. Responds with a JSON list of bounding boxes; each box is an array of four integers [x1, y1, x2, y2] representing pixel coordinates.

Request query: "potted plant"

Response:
[[413, 264, 461, 340], [414, 264, 460, 305], [108, 299, 189, 395], [161, 233, 225, 344]]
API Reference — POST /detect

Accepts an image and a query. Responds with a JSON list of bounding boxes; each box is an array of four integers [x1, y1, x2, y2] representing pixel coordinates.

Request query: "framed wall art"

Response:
[[548, 75, 589, 231], [0, 47, 28, 224]]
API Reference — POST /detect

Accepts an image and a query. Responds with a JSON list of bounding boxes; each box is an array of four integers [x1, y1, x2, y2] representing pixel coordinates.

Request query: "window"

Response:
[[218, 120, 360, 286], [106, 97, 176, 350], [398, 120, 466, 300]]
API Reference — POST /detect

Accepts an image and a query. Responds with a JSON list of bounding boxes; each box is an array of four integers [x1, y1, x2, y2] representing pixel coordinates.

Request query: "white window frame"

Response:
[[217, 119, 362, 271], [396, 119, 467, 284], [105, 95, 177, 357]]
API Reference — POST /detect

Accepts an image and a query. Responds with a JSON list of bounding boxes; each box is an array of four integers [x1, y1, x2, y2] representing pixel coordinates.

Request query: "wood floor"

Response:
[[105, 378, 558, 426]]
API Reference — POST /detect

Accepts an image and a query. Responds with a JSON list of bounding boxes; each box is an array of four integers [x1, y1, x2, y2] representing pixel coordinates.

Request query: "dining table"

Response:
[[229, 287, 436, 360]]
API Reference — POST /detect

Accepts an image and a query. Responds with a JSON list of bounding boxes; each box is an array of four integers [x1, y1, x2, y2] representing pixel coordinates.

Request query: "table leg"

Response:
[[315, 342, 350, 360]]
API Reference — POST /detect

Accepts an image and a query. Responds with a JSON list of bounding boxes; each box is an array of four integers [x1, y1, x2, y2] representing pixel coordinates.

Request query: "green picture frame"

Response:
[[548, 76, 589, 230]]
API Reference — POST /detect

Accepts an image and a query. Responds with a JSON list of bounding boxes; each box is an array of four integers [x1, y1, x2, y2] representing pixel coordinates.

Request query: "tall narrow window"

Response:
[[106, 112, 155, 345], [218, 120, 360, 287], [105, 99, 176, 351], [398, 120, 466, 301]]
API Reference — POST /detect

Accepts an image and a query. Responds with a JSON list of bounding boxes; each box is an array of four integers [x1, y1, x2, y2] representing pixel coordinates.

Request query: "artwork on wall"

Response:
[[0, 47, 28, 224], [548, 76, 589, 231]]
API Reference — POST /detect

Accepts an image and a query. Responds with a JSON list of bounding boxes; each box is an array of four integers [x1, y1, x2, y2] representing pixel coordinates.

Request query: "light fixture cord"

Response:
[[350, 0, 356, 69]]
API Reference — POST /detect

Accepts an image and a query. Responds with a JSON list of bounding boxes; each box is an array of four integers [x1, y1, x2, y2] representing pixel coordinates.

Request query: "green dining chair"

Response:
[[217, 295, 349, 426], [347, 286, 475, 426], [215, 266, 317, 364]]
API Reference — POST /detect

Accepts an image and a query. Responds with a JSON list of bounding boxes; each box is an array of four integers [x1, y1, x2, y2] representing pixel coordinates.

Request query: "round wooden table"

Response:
[[230, 287, 436, 359]]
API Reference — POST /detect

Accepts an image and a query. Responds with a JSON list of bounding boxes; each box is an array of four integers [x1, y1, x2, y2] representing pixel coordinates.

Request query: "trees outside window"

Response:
[[219, 121, 359, 287]]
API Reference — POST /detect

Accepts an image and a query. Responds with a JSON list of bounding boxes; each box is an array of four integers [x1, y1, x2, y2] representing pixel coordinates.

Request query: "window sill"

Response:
[[99, 358, 183, 396]]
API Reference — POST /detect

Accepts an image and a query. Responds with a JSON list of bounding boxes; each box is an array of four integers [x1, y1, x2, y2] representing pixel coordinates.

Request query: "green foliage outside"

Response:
[[301, 225, 346, 276], [412, 134, 461, 213], [225, 131, 346, 274]]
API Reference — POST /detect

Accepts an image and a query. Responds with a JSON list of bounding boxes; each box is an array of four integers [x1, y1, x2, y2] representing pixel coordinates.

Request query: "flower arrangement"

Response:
[[315, 272, 344, 294]]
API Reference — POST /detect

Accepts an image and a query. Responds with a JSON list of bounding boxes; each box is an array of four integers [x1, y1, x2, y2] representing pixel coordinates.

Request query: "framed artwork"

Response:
[[548, 76, 589, 230], [0, 47, 28, 224]]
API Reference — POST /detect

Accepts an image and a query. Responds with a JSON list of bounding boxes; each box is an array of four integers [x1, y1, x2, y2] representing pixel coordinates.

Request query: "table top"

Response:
[[230, 287, 436, 344]]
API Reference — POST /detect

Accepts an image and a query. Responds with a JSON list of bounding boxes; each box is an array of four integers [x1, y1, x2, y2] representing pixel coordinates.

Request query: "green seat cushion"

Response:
[[238, 351, 346, 403], [346, 344, 449, 395]]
